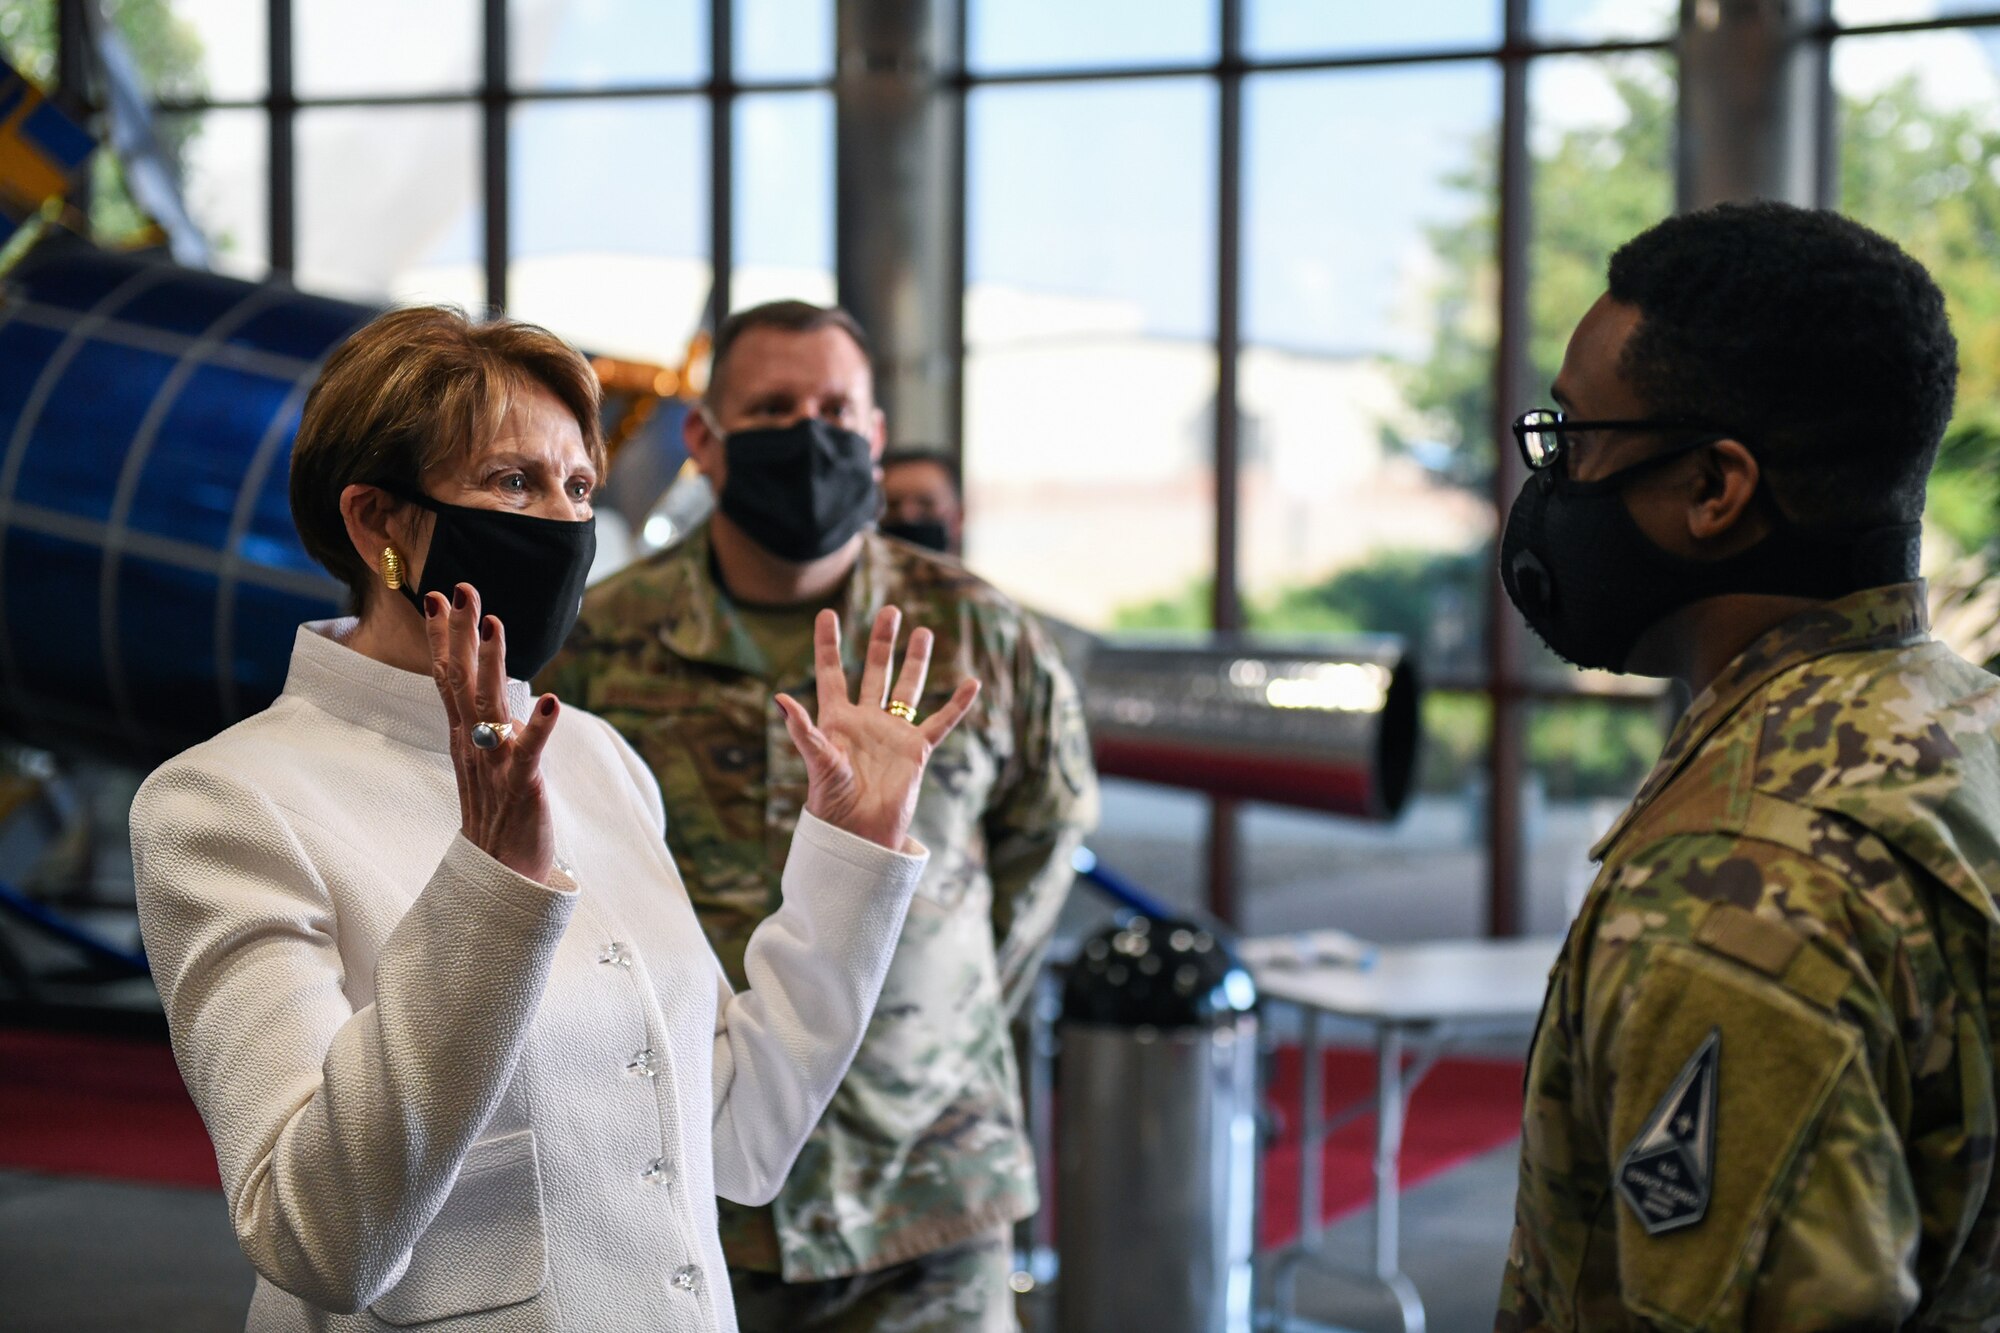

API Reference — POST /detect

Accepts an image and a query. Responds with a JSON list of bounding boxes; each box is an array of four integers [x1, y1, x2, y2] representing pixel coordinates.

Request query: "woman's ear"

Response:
[[1687, 438, 1765, 548], [339, 484, 426, 589]]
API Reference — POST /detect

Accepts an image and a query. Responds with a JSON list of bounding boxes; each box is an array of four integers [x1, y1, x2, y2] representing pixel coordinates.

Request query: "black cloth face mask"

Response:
[[391, 489, 597, 681], [1499, 451, 1920, 674], [879, 518, 951, 553], [717, 419, 879, 562]]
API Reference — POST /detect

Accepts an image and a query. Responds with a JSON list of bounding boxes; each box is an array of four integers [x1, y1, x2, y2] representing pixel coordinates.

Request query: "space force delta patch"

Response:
[[1615, 1029, 1719, 1236]]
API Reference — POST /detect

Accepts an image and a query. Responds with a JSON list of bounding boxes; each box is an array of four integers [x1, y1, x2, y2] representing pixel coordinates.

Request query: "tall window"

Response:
[[38, 0, 834, 365], [961, 0, 1680, 933]]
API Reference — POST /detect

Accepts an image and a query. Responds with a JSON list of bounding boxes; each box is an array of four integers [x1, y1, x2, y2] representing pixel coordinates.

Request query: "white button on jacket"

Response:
[[130, 622, 926, 1332]]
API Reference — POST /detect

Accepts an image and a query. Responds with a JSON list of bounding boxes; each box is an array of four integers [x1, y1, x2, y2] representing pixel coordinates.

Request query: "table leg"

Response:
[[1301, 1006, 1325, 1248], [1373, 1023, 1425, 1333]]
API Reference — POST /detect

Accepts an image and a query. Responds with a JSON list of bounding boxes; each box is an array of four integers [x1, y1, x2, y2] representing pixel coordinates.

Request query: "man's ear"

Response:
[[684, 404, 724, 485], [1686, 438, 1765, 547]]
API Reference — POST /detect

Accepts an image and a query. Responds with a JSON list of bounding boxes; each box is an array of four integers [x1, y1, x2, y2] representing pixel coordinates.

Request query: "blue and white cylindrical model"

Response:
[[0, 242, 370, 763]]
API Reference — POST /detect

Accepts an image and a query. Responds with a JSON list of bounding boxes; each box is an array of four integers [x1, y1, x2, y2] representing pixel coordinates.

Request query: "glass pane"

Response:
[[964, 79, 1217, 629], [296, 0, 479, 96], [511, 0, 705, 89], [114, 0, 265, 102], [1528, 50, 1675, 400], [1524, 51, 1674, 686], [736, 0, 834, 82], [1240, 692, 1493, 937], [969, 0, 1216, 73], [1837, 0, 2000, 25], [161, 110, 267, 280], [1525, 697, 1667, 929], [297, 106, 483, 305], [1241, 65, 1499, 690], [1835, 31, 2000, 599], [1246, 0, 1499, 59], [1533, 0, 1676, 43], [509, 97, 708, 363], [0, 1, 56, 86], [733, 92, 834, 310]]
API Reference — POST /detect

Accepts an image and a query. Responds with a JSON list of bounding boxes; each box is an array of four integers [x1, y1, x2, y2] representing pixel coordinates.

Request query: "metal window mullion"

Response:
[[269, 0, 295, 276], [1205, 0, 1245, 927], [1810, 0, 1840, 209], [708, 0, 734, 332], [1485, 0, 1533, 938], [483, 0, 509, 312], [946, 0, 969, 458]]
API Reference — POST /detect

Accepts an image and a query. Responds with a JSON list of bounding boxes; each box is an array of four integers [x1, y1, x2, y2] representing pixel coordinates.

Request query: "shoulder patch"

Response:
[[1616, 1029, 1718, 1236]]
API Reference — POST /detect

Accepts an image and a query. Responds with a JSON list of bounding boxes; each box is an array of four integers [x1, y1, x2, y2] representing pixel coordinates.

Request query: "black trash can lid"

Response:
[[1062, 916, 1257, 1028]]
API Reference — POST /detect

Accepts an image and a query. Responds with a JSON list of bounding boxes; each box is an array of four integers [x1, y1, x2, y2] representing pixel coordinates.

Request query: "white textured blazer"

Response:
[[131, 621, 926, 1333]]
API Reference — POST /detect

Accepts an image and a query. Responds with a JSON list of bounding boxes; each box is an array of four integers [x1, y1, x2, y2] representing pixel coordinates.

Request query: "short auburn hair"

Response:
[[289, 306, 603, 608]]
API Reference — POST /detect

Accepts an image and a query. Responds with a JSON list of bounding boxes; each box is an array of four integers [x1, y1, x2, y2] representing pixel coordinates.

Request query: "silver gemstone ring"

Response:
[[470, 720, 515, 750]]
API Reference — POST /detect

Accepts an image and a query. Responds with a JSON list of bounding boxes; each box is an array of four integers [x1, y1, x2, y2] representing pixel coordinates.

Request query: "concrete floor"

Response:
[[0, 1141, 1519, 1333]]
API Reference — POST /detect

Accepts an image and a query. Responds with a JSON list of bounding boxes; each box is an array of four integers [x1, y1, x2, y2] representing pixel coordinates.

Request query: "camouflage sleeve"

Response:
[[1576, 836, 1920, 1331], [986, 613, 1100, 1017]]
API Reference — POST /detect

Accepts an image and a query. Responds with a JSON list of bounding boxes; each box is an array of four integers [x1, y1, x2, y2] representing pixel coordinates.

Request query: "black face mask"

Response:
[[1499, 455, 1920, 674], [718, 419, 879, 562], [879, 518, 951, 554], [393, 491, 597, 681]]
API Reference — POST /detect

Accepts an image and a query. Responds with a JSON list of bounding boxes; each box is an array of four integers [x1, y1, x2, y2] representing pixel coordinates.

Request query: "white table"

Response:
[[1242, 935, 1564, 1333]]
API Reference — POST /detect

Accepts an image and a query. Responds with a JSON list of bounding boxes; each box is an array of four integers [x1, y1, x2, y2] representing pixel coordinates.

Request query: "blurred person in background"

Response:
[[879, 444, 965, 556], [132, 306, 979, 1333], [542, 299, 1098, 1332], [1496, 203, 2000, 1329]]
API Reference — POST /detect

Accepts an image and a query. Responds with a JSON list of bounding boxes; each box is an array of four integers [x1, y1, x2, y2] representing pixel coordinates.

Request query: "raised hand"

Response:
[[775, 607, 981, 851], [424, 583, 562, 884]]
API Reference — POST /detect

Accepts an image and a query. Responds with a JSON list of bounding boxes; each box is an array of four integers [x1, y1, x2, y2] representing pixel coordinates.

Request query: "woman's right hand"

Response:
[[425, 583, 563, 885]]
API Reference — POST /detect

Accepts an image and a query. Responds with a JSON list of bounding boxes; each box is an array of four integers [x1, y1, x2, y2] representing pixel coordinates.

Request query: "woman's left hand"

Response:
[[776, 606, 980, 851]]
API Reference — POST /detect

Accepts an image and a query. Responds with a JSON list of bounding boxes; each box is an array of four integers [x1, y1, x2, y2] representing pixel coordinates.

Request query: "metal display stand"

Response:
[[1242, 936, 1564, 1333]]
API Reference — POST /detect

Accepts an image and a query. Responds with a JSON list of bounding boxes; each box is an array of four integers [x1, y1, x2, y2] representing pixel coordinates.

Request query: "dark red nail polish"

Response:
[[452, 588, 467, 610], [539, 696, 556, 717], [425, 595, 439, 618], [479, 620, 493, 642]]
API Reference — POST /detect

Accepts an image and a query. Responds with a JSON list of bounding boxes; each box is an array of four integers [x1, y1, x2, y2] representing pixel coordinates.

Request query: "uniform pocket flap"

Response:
[[369, 1129, 550, 1327]]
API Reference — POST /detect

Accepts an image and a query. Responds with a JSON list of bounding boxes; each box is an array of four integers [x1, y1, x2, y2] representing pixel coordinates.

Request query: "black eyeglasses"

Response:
[[1511, 408, 1734, 472]]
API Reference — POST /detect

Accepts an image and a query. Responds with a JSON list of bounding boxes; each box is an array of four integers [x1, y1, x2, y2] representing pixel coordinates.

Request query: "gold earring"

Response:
[[381, 545, 406, 590]]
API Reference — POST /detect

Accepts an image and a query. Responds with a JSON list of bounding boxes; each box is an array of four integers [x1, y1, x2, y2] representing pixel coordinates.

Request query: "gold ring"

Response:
[[886, 700, 917, 723]]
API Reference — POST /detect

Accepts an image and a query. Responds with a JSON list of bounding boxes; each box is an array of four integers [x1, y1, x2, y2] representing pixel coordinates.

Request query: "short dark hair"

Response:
[[1607, 201, 1957, 532], [880, 445, 961, 497], [705, 299, 872, 406]]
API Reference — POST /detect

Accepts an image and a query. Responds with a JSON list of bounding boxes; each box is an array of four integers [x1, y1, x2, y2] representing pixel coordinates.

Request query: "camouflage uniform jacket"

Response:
[[1498, 582, 2000, 1331], [541, 522, 1099, 1282]]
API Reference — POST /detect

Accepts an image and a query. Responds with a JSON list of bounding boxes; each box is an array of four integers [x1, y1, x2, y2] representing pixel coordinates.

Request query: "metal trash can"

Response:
[[1057, 915, 1259, 1333]]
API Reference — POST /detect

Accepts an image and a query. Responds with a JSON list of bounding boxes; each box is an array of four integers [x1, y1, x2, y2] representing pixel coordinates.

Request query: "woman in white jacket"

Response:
[[130, 307, 977, 1333]]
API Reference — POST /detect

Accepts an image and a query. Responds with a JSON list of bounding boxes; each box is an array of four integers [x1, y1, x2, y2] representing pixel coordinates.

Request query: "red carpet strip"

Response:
[[1258, 1045, 1524, 1250], [0, 1028, 220, 1190], [0, 1029, 1523, 1241]]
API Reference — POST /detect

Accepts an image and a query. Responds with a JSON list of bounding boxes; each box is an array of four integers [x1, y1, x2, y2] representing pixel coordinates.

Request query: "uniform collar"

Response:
[[653, 520, 894, 679], [1589, 581, 1932, 862], [284, 619, 534, 755]]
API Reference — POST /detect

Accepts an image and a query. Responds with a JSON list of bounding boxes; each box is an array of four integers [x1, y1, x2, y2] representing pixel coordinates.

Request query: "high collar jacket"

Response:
[[131, 621, 925, 1332]]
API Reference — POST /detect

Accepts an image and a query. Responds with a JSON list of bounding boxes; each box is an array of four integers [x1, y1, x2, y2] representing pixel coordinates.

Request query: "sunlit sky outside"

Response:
[[160, 0, 2000, 359]]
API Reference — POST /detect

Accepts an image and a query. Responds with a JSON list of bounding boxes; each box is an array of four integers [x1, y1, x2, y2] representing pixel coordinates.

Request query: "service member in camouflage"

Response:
[[542, 300, 1098, 1332], [1495, 203, 2000, 1328]]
